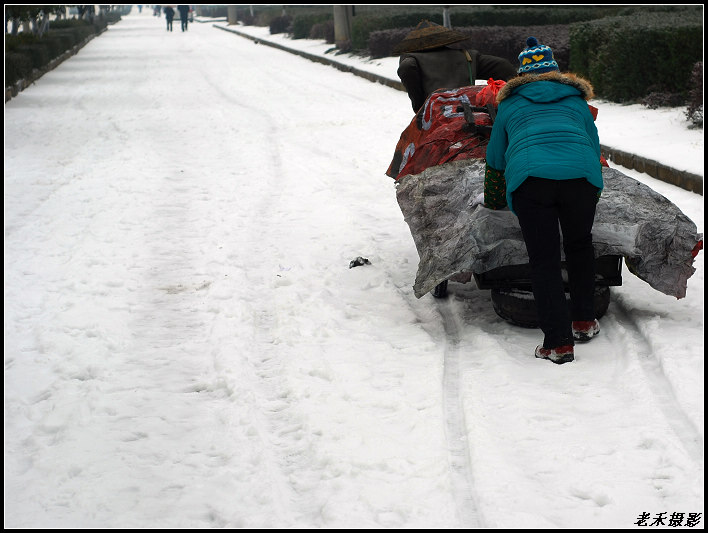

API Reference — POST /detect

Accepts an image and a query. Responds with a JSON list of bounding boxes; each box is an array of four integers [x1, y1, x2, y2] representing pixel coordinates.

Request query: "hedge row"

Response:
[[569, 10, 703, 102], [291, 12, 334, 40], [368, 12, 703, 104], [5, 14, 119, 89], [354, 5, 701, 50], [350, 5, 632, 51], [369, 25, 570, 70], [197, 5, 228, 19], [309, 20, 334, 44], [242, 5, 702, 105], [250, 5, 618, 51], [369, 15, 703, 105]]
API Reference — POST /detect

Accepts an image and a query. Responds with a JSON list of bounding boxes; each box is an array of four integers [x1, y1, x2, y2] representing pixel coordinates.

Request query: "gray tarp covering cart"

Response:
[[396, 158, 702, 326]]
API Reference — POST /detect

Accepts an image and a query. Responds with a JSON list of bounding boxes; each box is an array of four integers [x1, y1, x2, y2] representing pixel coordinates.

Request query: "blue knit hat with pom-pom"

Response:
[[517, 36, 559, 74]]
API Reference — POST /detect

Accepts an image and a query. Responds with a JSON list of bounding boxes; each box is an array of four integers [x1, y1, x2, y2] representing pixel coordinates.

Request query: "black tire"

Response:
[[491, 286, 611, 328], [432, 280, 449, 298]]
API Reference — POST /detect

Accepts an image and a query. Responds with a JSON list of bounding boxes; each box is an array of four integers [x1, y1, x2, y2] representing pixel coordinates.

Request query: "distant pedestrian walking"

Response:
[[178, 5, 190, 32], [164, 6, 175, 31]]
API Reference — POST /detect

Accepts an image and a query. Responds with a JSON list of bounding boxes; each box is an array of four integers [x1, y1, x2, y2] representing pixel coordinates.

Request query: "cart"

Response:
[[388, 85, 702, 327]]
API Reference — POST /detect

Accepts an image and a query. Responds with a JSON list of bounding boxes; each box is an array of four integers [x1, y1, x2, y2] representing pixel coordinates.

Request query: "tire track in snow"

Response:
[[435, 299, 484, 528], [467, 284, 703, 468], [610, 297, 704, 465], [390, 279, 482, 528]]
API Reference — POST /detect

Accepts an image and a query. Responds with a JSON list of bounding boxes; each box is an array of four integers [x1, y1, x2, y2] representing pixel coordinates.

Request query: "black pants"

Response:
[[181, 18, 188, 31], [513, 177, 599, 348]]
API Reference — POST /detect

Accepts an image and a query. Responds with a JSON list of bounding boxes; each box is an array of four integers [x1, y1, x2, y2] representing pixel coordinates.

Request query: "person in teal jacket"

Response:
[[484, 37, 603, 364]]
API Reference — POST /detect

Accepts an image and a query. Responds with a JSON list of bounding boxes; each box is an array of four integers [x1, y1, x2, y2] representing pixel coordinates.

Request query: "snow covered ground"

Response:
[[4, 11, 704, 529]]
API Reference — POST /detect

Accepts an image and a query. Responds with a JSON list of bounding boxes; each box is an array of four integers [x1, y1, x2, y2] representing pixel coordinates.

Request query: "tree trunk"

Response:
[[333, 5, 353, 50], [443, 7, 451, 29], [227, 6, 238, 25]]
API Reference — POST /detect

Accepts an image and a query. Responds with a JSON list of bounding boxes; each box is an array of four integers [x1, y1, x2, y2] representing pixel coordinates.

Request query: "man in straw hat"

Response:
[[395, 20, 517, 112]]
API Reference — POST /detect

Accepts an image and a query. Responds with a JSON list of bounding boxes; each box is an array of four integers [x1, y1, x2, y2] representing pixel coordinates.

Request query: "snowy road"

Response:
[[4, 13, 704, 528]]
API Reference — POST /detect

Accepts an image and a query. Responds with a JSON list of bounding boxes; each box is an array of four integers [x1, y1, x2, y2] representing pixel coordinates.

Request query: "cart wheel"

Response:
[[491, 286, 611, 328], [432, 280, 448, 299]]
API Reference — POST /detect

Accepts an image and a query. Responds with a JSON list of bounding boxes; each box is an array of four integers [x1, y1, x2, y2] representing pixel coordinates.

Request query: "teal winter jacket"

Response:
[[484, 71, 603, 213]]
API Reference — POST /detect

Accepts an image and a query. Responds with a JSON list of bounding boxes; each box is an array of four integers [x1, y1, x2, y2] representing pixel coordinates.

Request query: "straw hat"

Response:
[[392, 20, 469, 55]]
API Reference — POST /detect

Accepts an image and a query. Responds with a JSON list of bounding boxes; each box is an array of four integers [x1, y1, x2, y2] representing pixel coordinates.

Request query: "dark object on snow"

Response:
[[396, 158, 702, 301], [349, 256, 371, 269]]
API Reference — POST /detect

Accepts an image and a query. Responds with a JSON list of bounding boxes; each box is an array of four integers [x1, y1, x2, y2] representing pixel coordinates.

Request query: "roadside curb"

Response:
[[600, 146, 703, 195], [215, 23, 703, 196]]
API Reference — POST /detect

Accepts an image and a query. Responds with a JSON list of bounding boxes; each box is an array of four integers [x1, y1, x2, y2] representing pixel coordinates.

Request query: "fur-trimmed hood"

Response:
[[496, 71, 595, 104]]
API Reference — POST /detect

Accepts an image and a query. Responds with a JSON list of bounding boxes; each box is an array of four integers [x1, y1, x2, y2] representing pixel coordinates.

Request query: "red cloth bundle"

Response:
[[386, 84, 499, 181]]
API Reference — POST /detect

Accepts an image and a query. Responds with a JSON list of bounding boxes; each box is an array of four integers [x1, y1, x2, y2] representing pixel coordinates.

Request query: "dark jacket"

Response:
[[485, 71, 603, 213], [397, 47, 517, 112]]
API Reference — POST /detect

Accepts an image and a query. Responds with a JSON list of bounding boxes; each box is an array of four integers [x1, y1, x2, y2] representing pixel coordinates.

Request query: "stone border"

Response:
[[5, 27, 107, 103], [601, 146, 703, 195], [215, 24, 703, 196]]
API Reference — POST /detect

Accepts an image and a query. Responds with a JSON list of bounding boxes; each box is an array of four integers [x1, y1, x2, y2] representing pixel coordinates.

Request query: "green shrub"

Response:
[[309, 20, 334, 44], [102, 11, 121, 26], [570, 10, 702, 102], [4, 15, 112, 89], [198, 5, 227, 18], [269, 15, 292, 35], [353, 5, 625, 51], [291, 12, 332, 40], [237, 9, 256, 26], [4, 32, 38, 52], [14, 43, 50, 70], [352, 12, 443, 50], [255, 8, 283, 28], [685, 61, 703, 126], [370, 24, 569, 69], [50, 18, 91, 30], [448, 6, 623, 27], [76, 25, 95, 42], [5, 52, 33, 87], [49, 29, 78, 50], [463, 25, 570, 71], [640, 91, 686, 109], [40, 34, 69, 59]]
